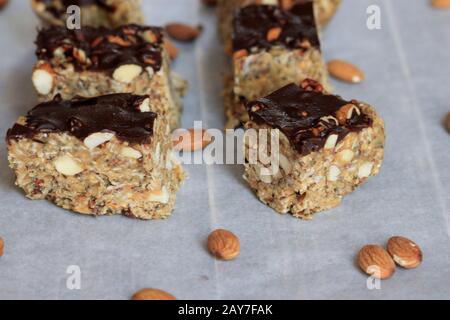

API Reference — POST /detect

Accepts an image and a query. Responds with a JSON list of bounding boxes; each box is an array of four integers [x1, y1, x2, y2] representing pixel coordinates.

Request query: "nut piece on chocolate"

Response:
[[243, 81, 385, 219], [32, 24, 187, 129], [31, 0, 144, 28], [224, 3, 329, 129], [6, 94, 185, 220]]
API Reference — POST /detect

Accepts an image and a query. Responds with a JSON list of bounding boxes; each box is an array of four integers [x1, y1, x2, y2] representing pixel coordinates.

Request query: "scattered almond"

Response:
[[164, 39, 179, 60], [0, 237, 4, 257], [446, 112, 450, 133], [267, 27, 282, 42], [0, 0, 8, 10], [357, 245, 396, 279], [387, 236, 423, 269], [172, 129, 212, 152], [132, 288, 176, 300], [165, 23, 202, 42], [431, 0, 450, 8], [207, 229, 240, 261], [327, 59, 365, 84]]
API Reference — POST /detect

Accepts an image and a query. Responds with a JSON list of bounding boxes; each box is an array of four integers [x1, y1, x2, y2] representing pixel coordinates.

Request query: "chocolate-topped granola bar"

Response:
[[32, 24, 186, 129], [243, 80, 385, 219], [224, 3, 329, 128], [6, 94, 184, 220], [31, 0, 143, 28]]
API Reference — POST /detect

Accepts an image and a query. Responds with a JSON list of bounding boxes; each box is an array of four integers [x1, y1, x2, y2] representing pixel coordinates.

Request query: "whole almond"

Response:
[[164, 39, 178, 60], [132, 288, 176, 300], [327, 59, 365, 83], [207, 229, 240, 261], [165, 23, 202, 42], [387, 236, 423, 269], [357, 245, 396, 279], [446, 112, 450, 133], [0, 0, 8, 10], [172, 128, 212, 152], [0, 236, 4, 257], [431, 0, 450, 8]]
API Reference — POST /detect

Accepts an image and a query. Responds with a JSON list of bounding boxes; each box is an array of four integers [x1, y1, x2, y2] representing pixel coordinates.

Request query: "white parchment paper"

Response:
[[0, 0, 449, 299]]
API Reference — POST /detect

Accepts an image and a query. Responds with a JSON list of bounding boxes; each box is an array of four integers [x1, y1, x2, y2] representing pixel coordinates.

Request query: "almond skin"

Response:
[[165, 23, 202, 42], [446, 112, 450, 133], [357, 245, 396, 279], [0, 237, 4, 257], [387, 236, 423, 269], [233, 49, 248, 60], [267, 27, 282, 42], [132, 288, 176, 300], [164, 39, 179, 60], [207, 229, 240, 261], [172, 129, 212, 152], [0, 0, 8, 10], [431, 0, 450, 8], [327, 59, 365, 83]]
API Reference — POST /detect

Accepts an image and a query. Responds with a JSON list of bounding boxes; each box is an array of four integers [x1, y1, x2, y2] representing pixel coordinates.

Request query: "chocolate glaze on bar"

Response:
[[37, 0, 115, 18], [232, 3, 320, 53], [247, 83, 372, 156], [36, 24, 164, 72], [7, 94, 157, 145]]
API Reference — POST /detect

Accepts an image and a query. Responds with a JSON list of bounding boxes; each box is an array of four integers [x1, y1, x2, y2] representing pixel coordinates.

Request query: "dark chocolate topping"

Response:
[[7, 94, 157, 145], [232, 3, 320, 53], [62, 0, 114, 10], [247, 83, 372, 156], [37, 0, 115, 18], [36, 24, 164, 72]]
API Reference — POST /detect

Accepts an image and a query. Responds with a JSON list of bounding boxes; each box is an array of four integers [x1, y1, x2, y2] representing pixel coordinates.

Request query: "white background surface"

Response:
[[0, 0, 449, 300]]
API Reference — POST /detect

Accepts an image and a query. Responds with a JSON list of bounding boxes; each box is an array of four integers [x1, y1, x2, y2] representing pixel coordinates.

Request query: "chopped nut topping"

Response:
[[267, 27, 282, 42], [233, 49, 248, 60]]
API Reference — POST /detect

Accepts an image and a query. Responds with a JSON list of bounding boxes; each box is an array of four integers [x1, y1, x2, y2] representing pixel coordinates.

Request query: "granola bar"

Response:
[[225, 3, 329, 128], [243, 80, 385, 219], [30, 0, 143, 28], [6, 94, 184, 220], [32, 24, 186, 129], [217, 0, 341, 47]]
